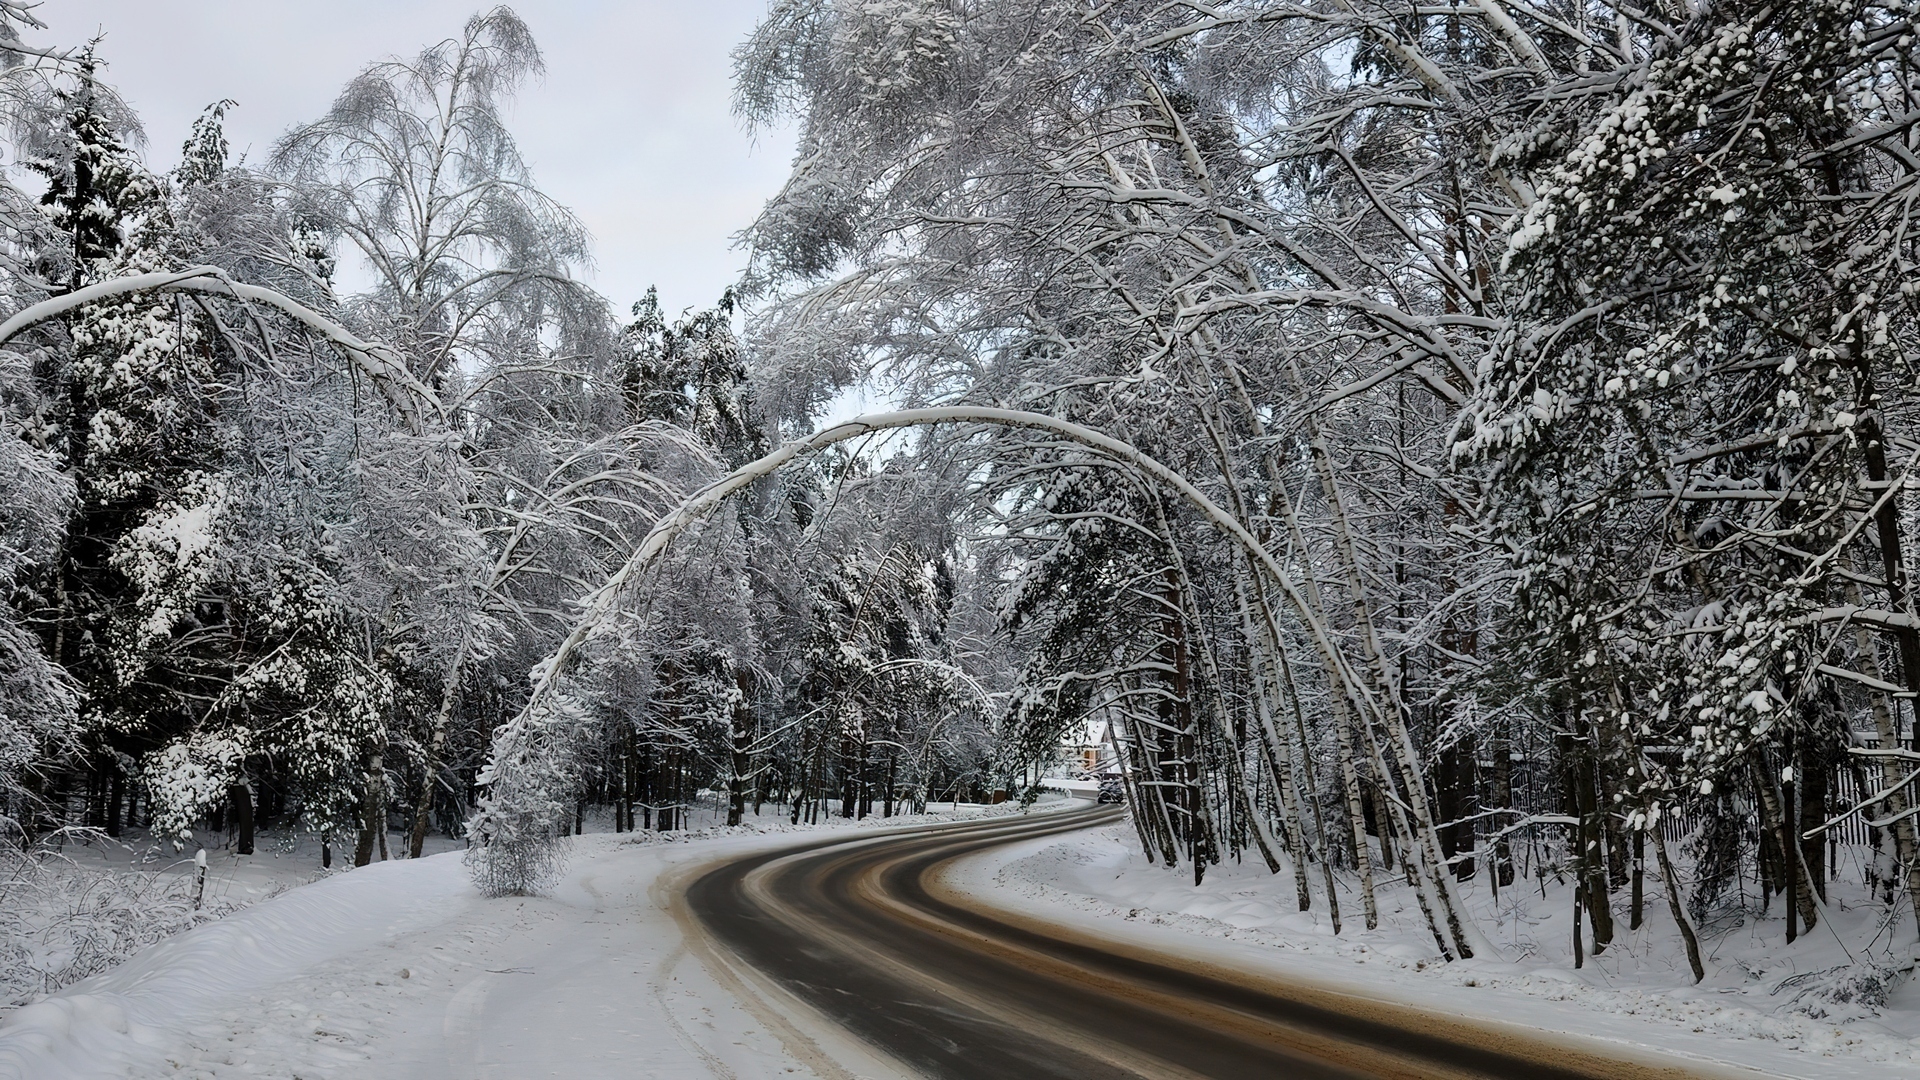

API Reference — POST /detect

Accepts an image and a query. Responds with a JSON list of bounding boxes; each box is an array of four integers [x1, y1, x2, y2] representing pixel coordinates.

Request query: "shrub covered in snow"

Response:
[[463, 801, 571, 898], [1774, 959, 1913, 1023], [465, 686, 591, 896], [0, 830, 246, 1011]]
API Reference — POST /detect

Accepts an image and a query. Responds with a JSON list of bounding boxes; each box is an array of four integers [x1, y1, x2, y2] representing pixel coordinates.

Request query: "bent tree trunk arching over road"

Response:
[[469, 406, 1481, 960]]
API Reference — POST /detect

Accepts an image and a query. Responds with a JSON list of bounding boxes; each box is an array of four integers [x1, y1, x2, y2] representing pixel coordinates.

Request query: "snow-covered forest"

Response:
[[7, 0, 1920, 1012]]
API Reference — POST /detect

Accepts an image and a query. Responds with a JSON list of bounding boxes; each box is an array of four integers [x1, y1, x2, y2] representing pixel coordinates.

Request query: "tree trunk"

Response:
[[1651, 801, 1705, 982], [229, 781, 254, 856], [1328, 691, 1374, 922], [1359, 717, 1454, 959], [1851, 386, 1920, 936], [1751, 754, 1818, 935], [1490, 722, 1515, 888], [354, 752, 384, 867], [1293, 375, 1475, 957], [1199, 345, 1377, 922], [1384, 757, 1456, 960], [1566, 725, 1614, 954], [105, 770, 124, 838], [1630, 828, 1645, 931], [1236, 557, 1344, 922], [1369, 785, 1396, 872], [790, 739, 808, 826], [839, 718, 860, 819], [1170, 552, 1277, 878], [410, 648, 466, 858], [1857, 406, 1920, 721], [1572, 879, 1584, 969], [1437, 738, 1475, 881], [660, 749, 679, 831], [728, 670, 753, 827], [623, 725, 637, 832], [613, 726, 627, 833], [1800, 741, 1828, 901]]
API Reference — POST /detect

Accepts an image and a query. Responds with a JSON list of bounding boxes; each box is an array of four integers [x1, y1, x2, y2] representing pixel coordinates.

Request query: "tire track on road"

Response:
[[681, 805, 1761, 1080]]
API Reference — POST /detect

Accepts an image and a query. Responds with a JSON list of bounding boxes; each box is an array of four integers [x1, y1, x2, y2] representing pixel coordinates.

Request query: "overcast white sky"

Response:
[[32, 1, 795, 320]]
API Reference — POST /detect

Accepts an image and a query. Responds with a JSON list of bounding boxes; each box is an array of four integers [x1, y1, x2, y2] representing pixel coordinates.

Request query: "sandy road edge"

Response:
[[924, 820, 1799, 1080]]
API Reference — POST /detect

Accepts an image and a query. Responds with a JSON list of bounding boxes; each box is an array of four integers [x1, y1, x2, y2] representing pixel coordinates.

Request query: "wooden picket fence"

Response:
[[1648, 745, 1895, 851]]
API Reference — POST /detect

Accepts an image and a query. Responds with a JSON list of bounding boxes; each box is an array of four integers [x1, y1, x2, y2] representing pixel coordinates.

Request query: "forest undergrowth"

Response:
[[0, 830, 254, 1011]]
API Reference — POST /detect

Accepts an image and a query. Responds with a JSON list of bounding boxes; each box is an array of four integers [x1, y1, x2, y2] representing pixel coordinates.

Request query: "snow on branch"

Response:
[[469, 406, 1350, 891], [0, 267, 440, 430]]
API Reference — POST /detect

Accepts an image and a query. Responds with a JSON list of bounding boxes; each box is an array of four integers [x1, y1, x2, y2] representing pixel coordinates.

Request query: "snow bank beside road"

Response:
[[946, 823, 1920, 1080], [0, 852, 473, 1080], [0, 801, 1036, 1079]]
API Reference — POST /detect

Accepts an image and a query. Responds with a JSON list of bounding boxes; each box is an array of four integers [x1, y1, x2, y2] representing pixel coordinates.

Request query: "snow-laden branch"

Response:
[[477, 407, 1343, 810], [0, 267, 440, 429], [550, 408, 1332, 704]]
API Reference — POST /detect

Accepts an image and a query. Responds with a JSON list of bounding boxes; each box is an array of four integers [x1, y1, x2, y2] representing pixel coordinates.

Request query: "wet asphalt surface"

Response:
[[683, 806, 1712, 1080]]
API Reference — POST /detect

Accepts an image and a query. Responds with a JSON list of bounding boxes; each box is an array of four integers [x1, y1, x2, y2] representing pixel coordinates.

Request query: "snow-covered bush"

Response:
[[465, 691, 592, 896], [0, 832, 245, 1011], [1774, 959, 1913, 1023], [463, 799, 572, 899]]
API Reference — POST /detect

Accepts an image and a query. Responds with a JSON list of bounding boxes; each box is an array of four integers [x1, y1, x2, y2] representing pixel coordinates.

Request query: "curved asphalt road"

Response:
[[683, 805, 1717, 1080]]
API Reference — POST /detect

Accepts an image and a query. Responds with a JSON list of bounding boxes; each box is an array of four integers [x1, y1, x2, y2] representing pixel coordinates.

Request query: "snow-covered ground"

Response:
[[0, 803, 1014, 1080], [944, 821, 1920, 1080], [0, 826, 470, 1013], [18, 803, 1913, 1080]]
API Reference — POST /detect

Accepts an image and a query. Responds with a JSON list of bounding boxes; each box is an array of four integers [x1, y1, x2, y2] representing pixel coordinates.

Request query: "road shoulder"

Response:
[[935, 821, 1919, 1080]]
